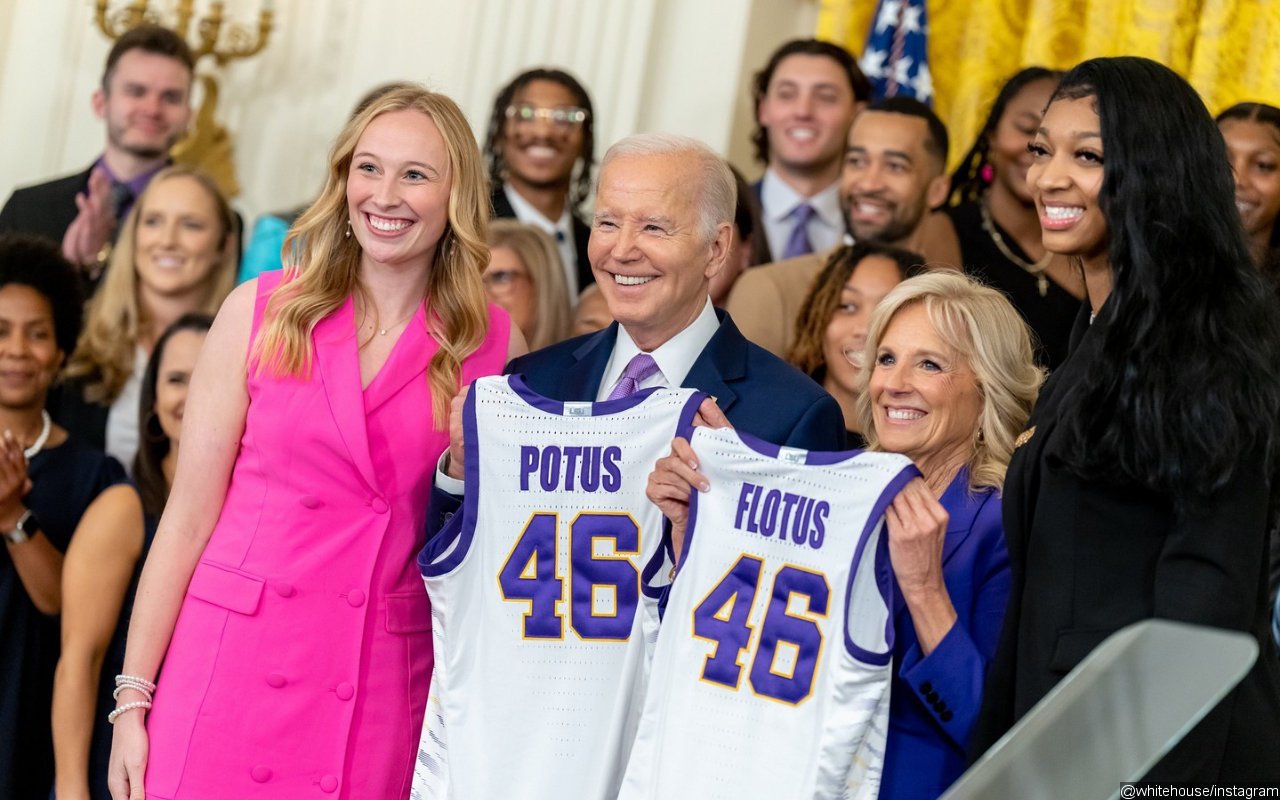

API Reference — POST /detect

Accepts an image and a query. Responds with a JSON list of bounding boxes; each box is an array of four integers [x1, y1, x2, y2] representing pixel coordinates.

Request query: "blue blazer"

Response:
[[425, 310, 846, 535], [879, 469, 1011, 799]]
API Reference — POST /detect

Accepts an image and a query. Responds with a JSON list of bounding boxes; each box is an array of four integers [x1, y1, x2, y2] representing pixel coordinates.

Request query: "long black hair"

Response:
[[949, 66, 1062, 206], [134, 313, 214, 518], [1053, 57, 1280, 510], [483, 68, 595, 212]]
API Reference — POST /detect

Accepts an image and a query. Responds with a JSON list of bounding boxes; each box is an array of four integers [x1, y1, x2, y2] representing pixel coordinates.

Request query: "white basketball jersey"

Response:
[[412, 375, 702, 800], [620, 425, 918, 800]]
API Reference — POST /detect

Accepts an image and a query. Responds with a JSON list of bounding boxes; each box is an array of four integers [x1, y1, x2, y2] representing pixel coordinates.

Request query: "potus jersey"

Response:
[[412, 375, 703, 800], [620, 425, 918, 800]]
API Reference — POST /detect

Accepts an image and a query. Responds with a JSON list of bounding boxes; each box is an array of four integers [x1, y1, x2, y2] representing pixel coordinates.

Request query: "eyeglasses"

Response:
[[482, 269, 530, 291], [505, 103, 588, 128]]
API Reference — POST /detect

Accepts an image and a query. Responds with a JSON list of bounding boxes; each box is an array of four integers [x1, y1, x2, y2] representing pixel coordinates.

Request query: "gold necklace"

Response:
[[980, 199, 1053, 297], [357, 304, 419, 337]]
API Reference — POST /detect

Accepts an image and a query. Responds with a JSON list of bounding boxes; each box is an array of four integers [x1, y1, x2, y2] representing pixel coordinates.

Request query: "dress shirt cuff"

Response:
[[435, 452, 465, 496]]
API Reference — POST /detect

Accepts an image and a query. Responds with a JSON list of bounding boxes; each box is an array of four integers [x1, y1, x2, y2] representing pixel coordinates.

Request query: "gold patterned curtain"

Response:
[[817, 0, 1280, 171]]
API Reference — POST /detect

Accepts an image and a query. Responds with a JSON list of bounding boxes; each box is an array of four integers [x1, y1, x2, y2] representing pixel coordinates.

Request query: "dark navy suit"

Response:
[[879, 468, 1010, 799], [425, 310, 846, 535]]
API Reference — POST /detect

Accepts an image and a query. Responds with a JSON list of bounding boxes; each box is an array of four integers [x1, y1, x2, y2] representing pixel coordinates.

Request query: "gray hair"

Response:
[[601, 133, 737, 242]]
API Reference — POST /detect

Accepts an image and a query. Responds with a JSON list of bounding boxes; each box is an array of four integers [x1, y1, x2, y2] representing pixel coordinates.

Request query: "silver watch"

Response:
[[4, 509, 37, 544]]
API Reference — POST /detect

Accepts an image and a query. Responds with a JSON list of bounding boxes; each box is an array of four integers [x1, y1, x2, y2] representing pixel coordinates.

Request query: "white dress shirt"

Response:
[[503, 183, 580, 299], [435, 297, 719, 495], [759, 168, 844, 259]]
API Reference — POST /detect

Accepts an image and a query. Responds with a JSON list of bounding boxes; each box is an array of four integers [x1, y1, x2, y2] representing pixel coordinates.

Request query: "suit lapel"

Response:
[[364, 305, 433, 414], [560, 324, 616, 400], [314, 298, 379, 492], [1005, 302, 1096, 563], [683, 311, 744, 414]]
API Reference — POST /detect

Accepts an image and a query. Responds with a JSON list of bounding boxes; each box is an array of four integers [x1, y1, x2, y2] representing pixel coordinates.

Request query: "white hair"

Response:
[[601, 133, 736, 242]]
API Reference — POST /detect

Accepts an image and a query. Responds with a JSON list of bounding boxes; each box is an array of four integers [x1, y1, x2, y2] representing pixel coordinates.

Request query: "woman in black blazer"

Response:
[[973, 57, 1280, 782]]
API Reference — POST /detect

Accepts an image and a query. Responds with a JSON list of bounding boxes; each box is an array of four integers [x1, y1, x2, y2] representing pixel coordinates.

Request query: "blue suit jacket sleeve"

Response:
[[777, 392, 847, 451], [895, 490, 1010, 753]]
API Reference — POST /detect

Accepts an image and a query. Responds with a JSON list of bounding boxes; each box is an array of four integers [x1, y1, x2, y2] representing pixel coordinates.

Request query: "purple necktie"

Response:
[[606, 353, 660, 400], [781, 203, 816, 259]]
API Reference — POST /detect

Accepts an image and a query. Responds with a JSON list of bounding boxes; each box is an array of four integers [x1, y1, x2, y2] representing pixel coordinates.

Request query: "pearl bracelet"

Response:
[[108, 700, 152, 724], [114, 674, 156, 692], [112, 684, 153, 703]]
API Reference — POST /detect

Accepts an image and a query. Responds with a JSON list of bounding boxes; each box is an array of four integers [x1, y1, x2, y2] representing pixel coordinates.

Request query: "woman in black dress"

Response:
[[974, 57, 1280, 782], [0, 235, 140, 799], [945, 67, 1084, 368]]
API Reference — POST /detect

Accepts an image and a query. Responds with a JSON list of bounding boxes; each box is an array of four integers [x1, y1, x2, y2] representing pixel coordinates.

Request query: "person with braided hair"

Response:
[[942, 68, 1083, 368], [483, 68, 597, 300]]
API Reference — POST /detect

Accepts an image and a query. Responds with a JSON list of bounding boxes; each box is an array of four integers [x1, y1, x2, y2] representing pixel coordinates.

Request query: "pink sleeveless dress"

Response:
[[144, 271, 510, 799]]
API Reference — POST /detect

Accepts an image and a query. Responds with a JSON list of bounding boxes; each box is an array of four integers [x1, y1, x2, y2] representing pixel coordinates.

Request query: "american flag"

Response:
[[859, 0, 933, 105]]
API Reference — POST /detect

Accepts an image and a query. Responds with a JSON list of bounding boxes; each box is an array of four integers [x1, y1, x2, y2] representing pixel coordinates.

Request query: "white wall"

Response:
[[0, 0, 817, 227]]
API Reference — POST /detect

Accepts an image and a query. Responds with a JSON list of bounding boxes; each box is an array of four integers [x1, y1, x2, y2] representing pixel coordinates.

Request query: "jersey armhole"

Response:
[[419, 380, 482, 577], [843, 462, 919, 664], [638, 391, 707, 604]]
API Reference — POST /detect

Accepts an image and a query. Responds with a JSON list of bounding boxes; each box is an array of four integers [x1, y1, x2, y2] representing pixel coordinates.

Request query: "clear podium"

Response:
[[941, 620, 1259, 800]]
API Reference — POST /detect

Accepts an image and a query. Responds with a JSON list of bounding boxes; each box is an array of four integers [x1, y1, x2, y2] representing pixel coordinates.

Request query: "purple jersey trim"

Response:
[[842, 462, 919, 665], [729, 426, 867, 466], [639, 392, 705, 603], [418, 378, 483, 577], [507, 373, 661, 416]]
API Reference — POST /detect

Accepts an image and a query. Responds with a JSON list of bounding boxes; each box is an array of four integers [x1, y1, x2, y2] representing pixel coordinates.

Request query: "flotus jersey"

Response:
[[620, 426, 917, 800], [412, 375, 702, 800]]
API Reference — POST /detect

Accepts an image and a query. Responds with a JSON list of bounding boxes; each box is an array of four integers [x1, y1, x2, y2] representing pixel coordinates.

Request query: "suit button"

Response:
[[275, 582, 296, 598], [920, 681, 933, 694], [320, 775, 338, 793], [370, 496, 389, 514], [336, 682, 355, 701], [925, 690, 939, 703], [251, 765, 272, 783], [300, 495, 321, 509], [347, 590, 366, 608], [941, 709, 954, 722], [266, 673, 286, 688]]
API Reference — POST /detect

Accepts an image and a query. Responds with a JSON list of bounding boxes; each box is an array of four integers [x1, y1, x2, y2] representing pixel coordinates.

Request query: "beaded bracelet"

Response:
[[107, 700, 152, 724], [114, 674, 156, 692], [112, 684, 153, 703]]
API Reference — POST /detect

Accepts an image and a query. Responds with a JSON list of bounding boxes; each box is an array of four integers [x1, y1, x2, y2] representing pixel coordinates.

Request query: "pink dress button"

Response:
[[320, 774, 338, 793], [251, 765, 272, 783], [299, 495, 321, 509], [335, 682, 354, 701], [370, 497, 389, 514], [346, 590, 366, 607], [266, 673, 286, 688], [275, 582, 296, 598]]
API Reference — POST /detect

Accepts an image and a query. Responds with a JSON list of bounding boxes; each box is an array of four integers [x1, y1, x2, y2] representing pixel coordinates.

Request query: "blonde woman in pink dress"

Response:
[[107, 85, 526, 800]]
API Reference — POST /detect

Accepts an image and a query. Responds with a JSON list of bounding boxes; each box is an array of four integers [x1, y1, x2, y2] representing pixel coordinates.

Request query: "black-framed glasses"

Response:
[[505, 103, 589, 128]]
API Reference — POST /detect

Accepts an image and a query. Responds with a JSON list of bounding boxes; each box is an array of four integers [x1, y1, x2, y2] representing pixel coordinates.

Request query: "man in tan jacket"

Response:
[[727, 97, 959, 357]]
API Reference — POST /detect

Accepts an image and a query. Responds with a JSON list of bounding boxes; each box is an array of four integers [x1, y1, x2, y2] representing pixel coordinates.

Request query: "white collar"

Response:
[[760, 168, 843, 229], [597, 297, 719, 401], [503, 183, 572, 235]]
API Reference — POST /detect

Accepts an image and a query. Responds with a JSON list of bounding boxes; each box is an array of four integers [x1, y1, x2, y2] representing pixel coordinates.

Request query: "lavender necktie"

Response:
[[781, 203, 816, 259], [606, 353, 660, 401]]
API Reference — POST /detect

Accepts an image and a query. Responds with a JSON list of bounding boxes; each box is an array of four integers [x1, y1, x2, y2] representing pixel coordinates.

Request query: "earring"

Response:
[[345, 219, 352, 238], [980, 164, 995, 184]]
